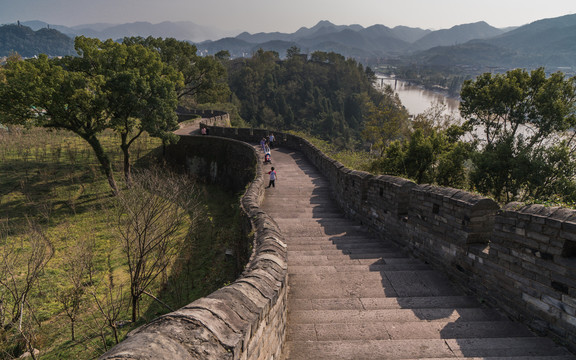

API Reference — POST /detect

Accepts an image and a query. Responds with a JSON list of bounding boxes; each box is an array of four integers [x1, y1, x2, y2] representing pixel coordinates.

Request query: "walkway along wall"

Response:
[[207, 125, 576, 352], [99, 135, 288, 360]]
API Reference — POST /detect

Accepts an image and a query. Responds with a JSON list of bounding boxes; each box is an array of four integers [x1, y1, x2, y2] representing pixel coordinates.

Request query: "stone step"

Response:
[[279, 225, 369, 237], [287, 248, 398, 256], [276, 217, 362, 226], [283, 236, 393, 246], [288, 270, 460, 298], [287, 242, 400, 252], [266, 211, 345, 219], [288, 307, 506, 325], [283, 338, 571, 360], [288, 255, 413, 267], [288, 263, 432, 274], [264, 188, 333, 196], [288, 296, 482, 311], [287, 320, 534, 341], [288, 251, 410, 262]]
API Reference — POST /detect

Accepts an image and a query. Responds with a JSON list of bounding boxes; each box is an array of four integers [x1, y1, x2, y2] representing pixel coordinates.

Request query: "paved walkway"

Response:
[[260, 147, 575, 360]]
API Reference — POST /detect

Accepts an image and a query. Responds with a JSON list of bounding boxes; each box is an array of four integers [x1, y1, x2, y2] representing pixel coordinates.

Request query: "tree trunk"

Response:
[[84, 134, 119, 195], [121, 133, 132, 188], [131, 294, 138, 323]]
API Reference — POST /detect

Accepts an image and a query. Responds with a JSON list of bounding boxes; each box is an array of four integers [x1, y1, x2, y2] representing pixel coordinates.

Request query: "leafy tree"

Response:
[[215, 50, 231, 61], [460, 67, 576, 202], [0, 37, 184, 192], [368, 104, 471, 187], [123, 36, 229, 104], [286, 46, 301, 59], [72, 36, 182, 186], [362, 86, 410, 156], [0, 54, 119, 193]]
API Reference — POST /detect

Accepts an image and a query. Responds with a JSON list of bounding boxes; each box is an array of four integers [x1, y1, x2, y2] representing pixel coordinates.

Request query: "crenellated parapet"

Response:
[[100, 123, 576, 357], [207, 125, 576, 352]]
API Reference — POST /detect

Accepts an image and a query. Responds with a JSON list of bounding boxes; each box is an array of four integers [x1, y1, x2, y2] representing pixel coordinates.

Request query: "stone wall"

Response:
[[208, 125, 576, 352], [99, 135, 288, 360], [177, 107, 231, 127]]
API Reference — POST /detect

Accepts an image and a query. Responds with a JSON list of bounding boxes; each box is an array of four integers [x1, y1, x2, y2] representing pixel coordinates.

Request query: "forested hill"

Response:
[[227, 49, 401, 149], [0, 24, 75, 57]]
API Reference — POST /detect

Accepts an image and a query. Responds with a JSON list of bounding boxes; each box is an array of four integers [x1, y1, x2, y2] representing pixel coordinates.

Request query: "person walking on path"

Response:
[[260, 137, 267, 152], [266, 167, 277, 188], [269, 133, 275, 148]]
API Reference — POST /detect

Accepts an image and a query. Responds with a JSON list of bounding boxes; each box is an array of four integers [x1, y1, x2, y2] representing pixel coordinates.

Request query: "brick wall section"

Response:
[[484, 203, 576, 346], [99, 136, 288, 359], [207, 125, 576, 352]]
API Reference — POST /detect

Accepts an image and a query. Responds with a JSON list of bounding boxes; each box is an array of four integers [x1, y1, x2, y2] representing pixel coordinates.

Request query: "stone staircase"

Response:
[[260, 147, 575, 360]]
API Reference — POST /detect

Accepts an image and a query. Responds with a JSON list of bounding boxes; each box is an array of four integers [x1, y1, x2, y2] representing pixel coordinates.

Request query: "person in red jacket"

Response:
[[266, 167, 277, 188]]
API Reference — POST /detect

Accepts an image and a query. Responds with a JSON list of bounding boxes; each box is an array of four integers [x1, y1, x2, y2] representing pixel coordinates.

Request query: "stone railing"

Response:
[[99, 135, 288, 359], [207, 125, 576, 352]]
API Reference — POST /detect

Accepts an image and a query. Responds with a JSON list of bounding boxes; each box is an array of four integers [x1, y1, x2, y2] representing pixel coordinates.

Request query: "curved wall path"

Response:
[[263, 146, 574, 359]]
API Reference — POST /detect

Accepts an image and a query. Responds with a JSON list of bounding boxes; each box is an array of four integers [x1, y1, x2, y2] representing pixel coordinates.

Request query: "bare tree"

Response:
[[89, 275, 126, 346], [113, 166, 201, 322], [58, 236, 95, 341], [0, 219, 53, 358]]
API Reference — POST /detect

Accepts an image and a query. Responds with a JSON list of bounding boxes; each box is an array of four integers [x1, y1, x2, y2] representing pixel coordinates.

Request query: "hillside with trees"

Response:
[[226, 47, 406, 148], [0, 24, 75, 57]]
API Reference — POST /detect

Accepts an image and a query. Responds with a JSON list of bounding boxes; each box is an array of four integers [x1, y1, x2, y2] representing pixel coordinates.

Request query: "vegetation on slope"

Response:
[[0, 126, 243, 359], [226, 47, 398, 149]]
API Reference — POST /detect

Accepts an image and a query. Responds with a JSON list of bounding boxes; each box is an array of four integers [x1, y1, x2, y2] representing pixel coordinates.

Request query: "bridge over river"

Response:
[[264, 145, 573, 360]]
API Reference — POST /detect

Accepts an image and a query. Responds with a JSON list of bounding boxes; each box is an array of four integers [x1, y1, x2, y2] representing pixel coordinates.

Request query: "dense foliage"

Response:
[[366, 68, 576, 206], [0, 36, 229, 193], [367, 104, 472, 188], [461, 67, 576, 203], [227, 48, 395, 148], [122, 36, 230, 104]]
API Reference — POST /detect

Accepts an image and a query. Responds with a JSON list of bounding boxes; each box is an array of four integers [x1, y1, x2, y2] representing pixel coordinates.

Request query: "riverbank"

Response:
[[375, 74, 461, 118]]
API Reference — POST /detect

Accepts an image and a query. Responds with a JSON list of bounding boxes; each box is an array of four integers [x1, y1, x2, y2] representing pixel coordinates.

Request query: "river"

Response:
[[376, 75, 461, 119]]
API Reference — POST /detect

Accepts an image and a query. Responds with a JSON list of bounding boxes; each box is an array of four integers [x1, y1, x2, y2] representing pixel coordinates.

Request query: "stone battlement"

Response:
[[207, 125, 576, 352], [101, 124, 576, 358]]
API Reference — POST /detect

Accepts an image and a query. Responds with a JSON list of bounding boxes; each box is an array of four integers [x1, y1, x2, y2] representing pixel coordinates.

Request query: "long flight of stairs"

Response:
[[260, 146, 575, 360]]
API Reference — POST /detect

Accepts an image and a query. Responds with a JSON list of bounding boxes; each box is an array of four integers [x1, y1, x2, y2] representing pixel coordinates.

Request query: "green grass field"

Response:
[[0, 126, 241, 359]]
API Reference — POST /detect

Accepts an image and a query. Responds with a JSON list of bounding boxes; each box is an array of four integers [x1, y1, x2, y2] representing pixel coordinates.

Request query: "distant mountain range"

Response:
[[412, 14, 576, 69], [19, 20, 236, 42], [196, 20, 508, 58], [2, 14, 575, 70]]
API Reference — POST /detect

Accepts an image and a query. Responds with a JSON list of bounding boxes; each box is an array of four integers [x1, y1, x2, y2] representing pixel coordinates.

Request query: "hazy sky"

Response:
[[0, 0, 575, 33]]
